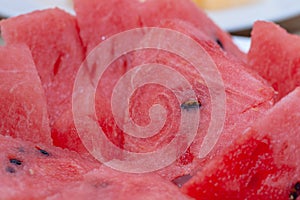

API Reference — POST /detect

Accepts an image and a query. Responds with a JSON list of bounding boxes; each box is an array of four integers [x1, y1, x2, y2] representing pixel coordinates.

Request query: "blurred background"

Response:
[[0, 0, 299, 46], [193, 0, 300, 36]]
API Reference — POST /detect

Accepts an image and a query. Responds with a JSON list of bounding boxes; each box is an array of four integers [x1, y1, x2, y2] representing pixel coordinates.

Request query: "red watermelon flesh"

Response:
[[52, 0, 246, 153], [74, 0, 245, 60], [0, 8, 85, 126], [138, 0, 245, 60], [121, 22, 274, 180], [248, 21, 300, 101], [0, 45, 51, 145], [0, 134, 101, 199], [0, 134, 191, 199], [53, 18, 274, 181], [52, 0, 249, 155], [182, 87, 300, 199], [51, 109, 88, 153], [48, 167, 193, 200]]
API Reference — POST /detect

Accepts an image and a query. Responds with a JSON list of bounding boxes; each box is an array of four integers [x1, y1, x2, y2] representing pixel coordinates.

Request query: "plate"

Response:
[[0, 0, 299, 32], [0, 0, 73, 17], [232, 36, 251, 53], [206, 0, 300, 31]]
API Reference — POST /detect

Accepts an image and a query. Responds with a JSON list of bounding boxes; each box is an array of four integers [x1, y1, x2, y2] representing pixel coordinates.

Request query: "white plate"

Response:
[[232, 36, 251, 53], [0, 0, 73, 17], [0, 0, 299, 32], [206, 0, 300, 31]]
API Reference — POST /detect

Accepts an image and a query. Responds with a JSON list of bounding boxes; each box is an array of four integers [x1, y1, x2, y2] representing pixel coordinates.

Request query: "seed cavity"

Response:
[[18, 147, 25, 153], [9, 158, 22, 166], [181, 99, 201, 110], [95, 182, 110, 188], [5, 166, 16, 173]]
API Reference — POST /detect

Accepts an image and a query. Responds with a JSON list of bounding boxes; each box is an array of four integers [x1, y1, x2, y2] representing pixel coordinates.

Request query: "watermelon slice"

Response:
[[0, 45, 51, 145], [0, 134, 191, 199], [53, 14, 274, 183], [248, 21, 300, 101], [0, 8, 85, 126], [182, 87, 300, 199], [52, 0, 247, 154], [74, 0, 245, 60], [48, 167, 193, 200], [0, 134, 101, 199], [121, 22, 274, 180]]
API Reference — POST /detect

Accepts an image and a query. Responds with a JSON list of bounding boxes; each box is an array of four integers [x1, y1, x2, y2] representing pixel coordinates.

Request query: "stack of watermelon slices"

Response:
[[0, 0, 299, 199]]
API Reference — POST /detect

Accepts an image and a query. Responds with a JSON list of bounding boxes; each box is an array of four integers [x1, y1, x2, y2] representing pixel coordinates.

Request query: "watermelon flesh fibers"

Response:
[[48, 167, 193, 200], [182, 87, 300, 199], [0, 45, 52, 145], [1, 0, 300, 199], [0, 134, 101, 199], [0, 134, 192, 200], [248, 21, 300, 101], [52, 21, 274, 180], [74, 0, 245, 60], [0, 8, 85, 127], [70, 0, 274, 180]]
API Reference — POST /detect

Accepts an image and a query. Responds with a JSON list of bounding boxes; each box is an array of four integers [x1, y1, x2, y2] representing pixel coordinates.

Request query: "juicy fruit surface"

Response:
[[51, 109, 88, 153], [248, 21, 300, 101], [182, 87, 300, 199], [0, 134, 101, 199], [49, 167, 193, 200], [74, 0, 245, 59], [53, 10, 274, 180], [95, 20, 274, 177], [0, 8, 85, 126], [0, 134, 191, 200], [0, 0, 299, 199], [0, 45, 51, 145], [54, 0, 251, 154]]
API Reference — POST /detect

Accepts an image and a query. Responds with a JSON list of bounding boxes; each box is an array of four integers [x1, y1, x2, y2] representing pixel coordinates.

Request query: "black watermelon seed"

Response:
[[181, 100, 202, 110], [9, 158, 22, 166], [6, 166, 16, 173], [171, 174, 193, 188], [38, 149, 50, 156], [35, 146, 50, 156], [295, 182, 300, 191], [290, 191, 299, 200], [216, 38, 224, 49]]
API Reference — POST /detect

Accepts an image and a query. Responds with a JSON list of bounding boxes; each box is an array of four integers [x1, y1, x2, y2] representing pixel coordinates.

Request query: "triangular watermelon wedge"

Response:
[[0, 8, 85, 126], [248, 21, 300, 101], [0, 45, 51, 145], [53, 0, 251, 154], [182, 87, 300, 199], [74, 0, 245, 60], [54, 18, 274, 182], [0, 134, 101, 199]]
